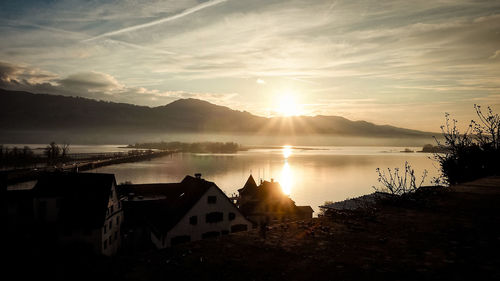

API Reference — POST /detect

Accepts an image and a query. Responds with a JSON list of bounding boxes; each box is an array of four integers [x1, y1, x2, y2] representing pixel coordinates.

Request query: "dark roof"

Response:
[[238, 174, 258, 194], [119, 175, 215, 235], [296, 206, 314, 213], [258, 180, 287, 199], [33, 172, 116, 228]]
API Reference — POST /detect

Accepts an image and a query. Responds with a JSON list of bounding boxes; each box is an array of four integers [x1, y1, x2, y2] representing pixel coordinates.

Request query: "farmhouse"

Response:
[[119, 174, 252, 249], [5, 172, 123, 256]]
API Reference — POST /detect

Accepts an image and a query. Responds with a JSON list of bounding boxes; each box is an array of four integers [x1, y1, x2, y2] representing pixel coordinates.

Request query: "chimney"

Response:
[[128, 192, 135, 201], [195, 173, 202, 179]]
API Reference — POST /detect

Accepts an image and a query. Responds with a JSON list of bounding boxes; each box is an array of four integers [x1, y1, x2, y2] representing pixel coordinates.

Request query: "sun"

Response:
[[276, 94, 302, 117]]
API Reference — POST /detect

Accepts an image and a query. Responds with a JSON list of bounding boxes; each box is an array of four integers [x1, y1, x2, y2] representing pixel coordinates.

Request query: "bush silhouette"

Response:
[[434, 105, 500, 185]]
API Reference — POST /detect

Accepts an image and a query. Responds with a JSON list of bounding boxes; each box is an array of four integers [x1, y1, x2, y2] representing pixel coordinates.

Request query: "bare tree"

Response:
[[373, 162, 427, 195], [61, 143, 70, 158]]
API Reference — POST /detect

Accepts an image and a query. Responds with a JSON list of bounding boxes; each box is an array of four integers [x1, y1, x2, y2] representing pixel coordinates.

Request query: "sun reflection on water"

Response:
[[281, 145, 293, 195], [282, 145, 292, 159]]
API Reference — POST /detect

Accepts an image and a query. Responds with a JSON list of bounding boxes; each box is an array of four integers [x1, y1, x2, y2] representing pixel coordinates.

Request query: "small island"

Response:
[[419, 144, 448, 153], [126, 141, 243, 154]]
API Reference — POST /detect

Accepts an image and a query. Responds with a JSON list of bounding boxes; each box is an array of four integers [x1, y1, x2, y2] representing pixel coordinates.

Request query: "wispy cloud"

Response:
[[83, 0, 228, 42]]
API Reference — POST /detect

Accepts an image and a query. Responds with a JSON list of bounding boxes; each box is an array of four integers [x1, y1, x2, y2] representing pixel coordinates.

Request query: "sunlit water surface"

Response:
[[93, 146, 439, 214]]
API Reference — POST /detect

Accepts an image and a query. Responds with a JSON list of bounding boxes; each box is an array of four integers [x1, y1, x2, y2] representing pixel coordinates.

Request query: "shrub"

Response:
[[373, 161, 427, 196], [434, 105, 500, 185]]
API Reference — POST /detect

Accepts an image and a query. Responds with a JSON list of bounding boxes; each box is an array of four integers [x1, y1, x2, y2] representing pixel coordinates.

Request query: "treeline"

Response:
[[128, 141, 241, 153], [0, 145, 36, 165], [0, 142, 70, 167], [419, 144, 447, 153]]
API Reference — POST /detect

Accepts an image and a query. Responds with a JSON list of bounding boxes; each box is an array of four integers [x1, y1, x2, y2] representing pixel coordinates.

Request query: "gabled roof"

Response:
[[33, 172, 116, 229], [118, 175, 214, 235]]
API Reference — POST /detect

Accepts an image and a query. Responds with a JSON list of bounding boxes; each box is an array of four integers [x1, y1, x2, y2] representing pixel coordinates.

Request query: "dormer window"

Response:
[[189, 216, 198, 225]]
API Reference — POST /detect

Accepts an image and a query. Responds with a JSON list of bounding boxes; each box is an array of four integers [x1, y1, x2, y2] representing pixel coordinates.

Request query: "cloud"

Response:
[[59, 72, 124, 93], [0, 61, 238, 107], [84, 0, 228, 42], [0, 61, 58, 85]]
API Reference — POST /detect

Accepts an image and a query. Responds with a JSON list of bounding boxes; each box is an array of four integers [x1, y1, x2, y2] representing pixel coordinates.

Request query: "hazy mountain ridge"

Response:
[[0, 89, 433, 138]]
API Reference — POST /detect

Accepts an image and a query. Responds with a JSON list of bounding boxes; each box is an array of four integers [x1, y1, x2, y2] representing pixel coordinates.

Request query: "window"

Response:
[[110, 205, 114, 213], [118, 201, 121, 209], [189, 215, 198, 225], [109, 221, 112, 229], [228, 212, 236, 221], [171, 235, 191, 245], [207, 196, 217, 204], [103, 240, 107, 249], [205, 212, 223, 223], [202, 231, 220, 239], [109, 236, 113, 245], [114, 232, 118, 240], [103, 225, 107, 234], [116, 216, 120, 225], [231, 224, 248, 233], [221, 230, 229, 235]]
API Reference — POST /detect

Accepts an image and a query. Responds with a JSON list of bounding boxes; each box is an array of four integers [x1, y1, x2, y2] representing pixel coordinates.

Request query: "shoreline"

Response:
[[1, 150, 175, 185]]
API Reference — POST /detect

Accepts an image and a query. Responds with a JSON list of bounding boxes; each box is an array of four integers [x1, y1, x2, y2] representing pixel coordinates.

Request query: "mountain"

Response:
[[0, 89, 433, 142]]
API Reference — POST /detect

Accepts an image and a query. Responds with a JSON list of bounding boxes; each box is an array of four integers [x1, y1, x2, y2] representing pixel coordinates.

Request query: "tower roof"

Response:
[[238, 174, 258, 194]]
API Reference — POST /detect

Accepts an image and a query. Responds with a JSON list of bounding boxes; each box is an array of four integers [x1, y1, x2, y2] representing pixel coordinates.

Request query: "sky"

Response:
[[0, 0, 499, 132]]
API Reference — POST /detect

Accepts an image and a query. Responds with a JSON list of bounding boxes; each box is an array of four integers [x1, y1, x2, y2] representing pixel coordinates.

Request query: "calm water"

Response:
[[93, 146, 439, 214]]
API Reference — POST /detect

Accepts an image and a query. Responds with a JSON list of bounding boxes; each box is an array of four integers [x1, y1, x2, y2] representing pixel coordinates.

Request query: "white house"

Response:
[[119, 174, 252, 249]]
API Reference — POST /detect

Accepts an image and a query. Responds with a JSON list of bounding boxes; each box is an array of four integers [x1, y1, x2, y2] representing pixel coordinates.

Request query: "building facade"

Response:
[[120, 174, 252, 249], [6, 172, 123, 256]]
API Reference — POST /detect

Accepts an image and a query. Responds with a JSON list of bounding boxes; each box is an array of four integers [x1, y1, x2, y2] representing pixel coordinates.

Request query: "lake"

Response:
[[93, 146, 440, 215]]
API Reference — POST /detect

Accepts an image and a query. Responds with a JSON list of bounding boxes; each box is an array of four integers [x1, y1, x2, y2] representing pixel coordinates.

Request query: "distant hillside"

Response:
[[0, 89, 433, 140]]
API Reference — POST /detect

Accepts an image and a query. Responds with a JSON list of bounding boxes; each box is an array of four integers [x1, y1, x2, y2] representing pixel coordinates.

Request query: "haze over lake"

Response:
[[93, 145, 438, 214]]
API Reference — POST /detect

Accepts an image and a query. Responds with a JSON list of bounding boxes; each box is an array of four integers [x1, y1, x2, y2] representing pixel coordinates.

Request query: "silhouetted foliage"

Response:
[[420, 144, 447, 153], [0, 144, 37, 167], [373, 162, 427, 195], [45, 142, 61, 160], [434, 105, 500, 185], [0, 142, 72, 167]]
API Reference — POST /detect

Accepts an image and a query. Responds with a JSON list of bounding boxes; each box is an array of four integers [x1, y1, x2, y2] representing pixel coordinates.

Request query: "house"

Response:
[[6, 172, 123, 256], [237, 175, 314, 224], [118, 174, 252, 249]]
